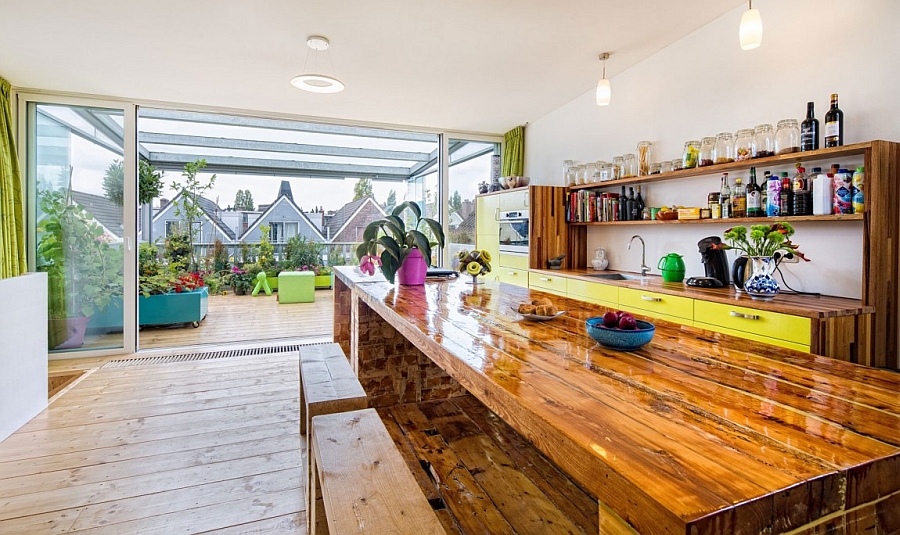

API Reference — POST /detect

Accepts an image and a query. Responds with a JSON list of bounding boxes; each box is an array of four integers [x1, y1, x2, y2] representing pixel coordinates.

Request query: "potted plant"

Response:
[[139, 268, 209, 327], [229, 267, 254, 296], [36, 189, 123, 349], [719, 222, 808, 301], [356, 201, 445, 284]]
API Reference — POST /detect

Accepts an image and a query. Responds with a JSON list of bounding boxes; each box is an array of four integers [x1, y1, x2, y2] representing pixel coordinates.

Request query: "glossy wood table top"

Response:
[[334, 268, 900, 534]]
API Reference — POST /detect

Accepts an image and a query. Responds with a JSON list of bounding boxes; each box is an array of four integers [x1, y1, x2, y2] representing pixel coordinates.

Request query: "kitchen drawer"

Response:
[[568, 279, 618, 307], [497, 267, 528, 287], [694, 321, 810, 353], [694, 300, 811, 347], [529, 272, 567, 296], [618, 288, 693, 321], [499, 253, 529, 270]]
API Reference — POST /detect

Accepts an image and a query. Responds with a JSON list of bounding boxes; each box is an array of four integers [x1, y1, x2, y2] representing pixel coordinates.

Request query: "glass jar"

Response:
[[734, 128, 754, 161], [682, 141, 700, 169], [584, 162, 598, 185], [649, 163, 661, 175], [636, 141, 652, 176], [592, 161, 607, 183], [564, 160, 576, 186], [622, 154, 637, 178], [775, 119, 801, 155], [574, 164, 586, 185], [672, 158, 684, 171], [612, 156, 624, 179], [714, 132, 735, 164], [753, 124, 775, 158], [660, 160, 673, 173], [699, 137, 716, 167]]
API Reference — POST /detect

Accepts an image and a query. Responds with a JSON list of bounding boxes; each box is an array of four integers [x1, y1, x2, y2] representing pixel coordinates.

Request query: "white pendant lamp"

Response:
[[291, 36, 345, 93], [596, 52, 611, 107], [739, 1, 763, 50]]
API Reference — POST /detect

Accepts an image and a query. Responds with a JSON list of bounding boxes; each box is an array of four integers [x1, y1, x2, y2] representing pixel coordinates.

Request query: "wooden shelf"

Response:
[[569, 213, 863, 226], [568, 142, 872, 192]]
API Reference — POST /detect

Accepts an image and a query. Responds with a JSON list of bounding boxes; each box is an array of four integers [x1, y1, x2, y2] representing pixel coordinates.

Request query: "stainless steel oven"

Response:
[[498, 210, 529, 254]]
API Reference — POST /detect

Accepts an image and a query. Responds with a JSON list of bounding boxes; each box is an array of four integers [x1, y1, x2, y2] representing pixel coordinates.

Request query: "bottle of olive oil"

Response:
[[746, 167, 762, 217]]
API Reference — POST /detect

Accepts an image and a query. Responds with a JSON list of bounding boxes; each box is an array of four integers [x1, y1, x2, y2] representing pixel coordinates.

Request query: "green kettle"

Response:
[[658, 253, 686, 283]]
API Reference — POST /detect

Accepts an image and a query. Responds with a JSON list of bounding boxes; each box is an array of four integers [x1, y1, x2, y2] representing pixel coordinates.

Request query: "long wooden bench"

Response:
[[310, 408, 447, 534], [299, 343, 367, 534]]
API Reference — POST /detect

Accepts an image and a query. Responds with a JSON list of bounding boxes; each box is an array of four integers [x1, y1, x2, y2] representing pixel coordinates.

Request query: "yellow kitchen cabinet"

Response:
[[497, 267, 528, 287], [567, 279, 618, 308], [693, 300, 811, 352], [476, 194, 500, 236], [499, 253, 529, 270], [499, 189, 529, 212], [618, 287, 693, 322], [476, 233, 499, 271], [529, 272, 567, 297]]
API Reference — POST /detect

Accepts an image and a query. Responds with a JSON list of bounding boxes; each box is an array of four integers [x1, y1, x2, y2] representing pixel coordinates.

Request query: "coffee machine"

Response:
[[687, 236, 730, 288]]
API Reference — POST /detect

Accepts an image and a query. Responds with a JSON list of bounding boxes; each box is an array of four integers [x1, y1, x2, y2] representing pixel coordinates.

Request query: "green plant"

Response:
[[283, 235, 324, 270], [229, 267, 254, 295], [356, 201, 445, 283], [720, 223, 809, 260], [257, 224, 275, 270], [36, 189, 123, 318], [102, 159, 165, 206], [164, 232, 192, 271], [211, 239, 230, 272], [139, 241, 162, 278], [170, 159, 216, 271]]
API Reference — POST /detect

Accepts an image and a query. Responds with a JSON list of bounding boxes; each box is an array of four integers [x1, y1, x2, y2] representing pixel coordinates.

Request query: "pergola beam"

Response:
[[138, 132, 430, 162], [408, 141, 466, 178], [39, 110, 124, 157]]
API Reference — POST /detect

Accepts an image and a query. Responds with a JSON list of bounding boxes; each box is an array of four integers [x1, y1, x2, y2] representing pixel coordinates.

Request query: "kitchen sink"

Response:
[[587, 273, 646, 281]]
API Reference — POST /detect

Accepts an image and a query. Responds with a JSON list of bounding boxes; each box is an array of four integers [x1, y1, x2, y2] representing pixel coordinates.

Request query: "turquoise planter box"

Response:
[[139, 287, 209, 326]]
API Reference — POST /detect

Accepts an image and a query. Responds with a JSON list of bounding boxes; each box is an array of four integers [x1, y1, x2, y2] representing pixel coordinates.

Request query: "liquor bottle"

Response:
[[746, 167, 762, 217], [732, 177, 746, 218], [766, 172, 781, 216], [824, 93, 843, 148], [626, 187, 637, 221], [720, 173, 732, 219], [636, 185, 645, 216], [619, 186, 627, 221], [801, 101, 819, 151], [779, 174, 792, 216]]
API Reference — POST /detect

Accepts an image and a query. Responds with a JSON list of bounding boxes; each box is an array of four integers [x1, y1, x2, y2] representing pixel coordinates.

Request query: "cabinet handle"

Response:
[[641, 295, 661, 302], [524, 192, 529, 207], [508, 271, 516, 276], [495, 208, 500, 221], [730, 311, 760, 320], [540, 277, 551, 282]]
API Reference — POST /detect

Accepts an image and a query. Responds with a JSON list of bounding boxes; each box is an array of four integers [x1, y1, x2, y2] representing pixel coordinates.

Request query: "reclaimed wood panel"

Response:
[[530, 186, 572, 270]]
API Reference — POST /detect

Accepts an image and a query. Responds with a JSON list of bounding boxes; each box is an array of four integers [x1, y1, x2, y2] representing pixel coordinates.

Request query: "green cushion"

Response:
[[278, 271, 315, 303]]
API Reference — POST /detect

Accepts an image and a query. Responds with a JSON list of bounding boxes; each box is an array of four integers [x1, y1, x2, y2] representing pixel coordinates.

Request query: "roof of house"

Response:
[[239, 194, 325, 242], [152, 192, 236, 241], [70, 190, 123, 238], [324, 196, 386, 241], [456, 210, 476, 238]]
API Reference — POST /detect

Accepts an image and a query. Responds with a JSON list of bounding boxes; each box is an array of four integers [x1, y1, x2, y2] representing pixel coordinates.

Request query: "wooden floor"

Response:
[[0, 351, 306, 534]]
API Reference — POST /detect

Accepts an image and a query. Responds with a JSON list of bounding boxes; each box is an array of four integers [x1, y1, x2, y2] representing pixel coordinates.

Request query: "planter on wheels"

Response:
[[139, 287, 209, 327]]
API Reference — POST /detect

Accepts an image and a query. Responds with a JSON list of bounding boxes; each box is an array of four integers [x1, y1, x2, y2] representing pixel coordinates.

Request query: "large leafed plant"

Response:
[[356, 201, 445, 283]]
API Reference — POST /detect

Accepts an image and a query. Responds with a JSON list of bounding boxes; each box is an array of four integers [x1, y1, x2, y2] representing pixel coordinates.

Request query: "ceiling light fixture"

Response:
[[739, 1, 763, 50], [596, 52, 611, 107], [291, 36, 345, 93]]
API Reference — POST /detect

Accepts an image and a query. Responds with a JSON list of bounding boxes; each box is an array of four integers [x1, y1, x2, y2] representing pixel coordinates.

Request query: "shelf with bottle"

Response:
[[567, 142, 872, 192], [568, 213, 863, 226]]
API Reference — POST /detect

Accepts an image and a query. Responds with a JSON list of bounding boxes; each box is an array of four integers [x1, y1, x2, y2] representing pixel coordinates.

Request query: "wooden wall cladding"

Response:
[[529, 186, 574, 270]]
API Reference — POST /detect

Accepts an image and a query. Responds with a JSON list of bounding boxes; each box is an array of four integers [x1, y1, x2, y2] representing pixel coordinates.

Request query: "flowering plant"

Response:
[[359, 254, 382, 276], [457, 249, 492, 277], [719, 223, 809, 261], [298, 264, 333, 276]]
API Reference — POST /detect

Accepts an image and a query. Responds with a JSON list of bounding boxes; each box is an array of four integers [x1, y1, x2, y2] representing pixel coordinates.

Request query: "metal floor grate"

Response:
[[100, 342, 329, 368]]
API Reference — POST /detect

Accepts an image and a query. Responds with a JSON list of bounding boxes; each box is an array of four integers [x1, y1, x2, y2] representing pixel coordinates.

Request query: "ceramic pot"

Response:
[[396, 248, 428, 285], [744, 256, 779, 300], [49, 315, 91, 350]]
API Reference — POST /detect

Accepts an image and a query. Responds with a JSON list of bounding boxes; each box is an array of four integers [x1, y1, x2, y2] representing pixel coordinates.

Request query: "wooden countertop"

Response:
[[532, 268, 872, 318], [335, 267, 900, 534]]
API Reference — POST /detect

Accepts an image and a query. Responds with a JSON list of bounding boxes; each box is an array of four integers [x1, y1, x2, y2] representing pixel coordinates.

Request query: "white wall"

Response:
[[524, 0, 900, 299]]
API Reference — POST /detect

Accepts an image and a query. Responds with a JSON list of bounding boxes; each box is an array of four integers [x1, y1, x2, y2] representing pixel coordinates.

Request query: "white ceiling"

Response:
[[1, 0, 745, 135]]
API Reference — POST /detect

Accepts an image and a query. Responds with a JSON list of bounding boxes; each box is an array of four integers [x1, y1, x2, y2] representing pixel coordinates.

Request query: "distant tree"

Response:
[[234, 189, 255, 211], [385, 190, 396, 213], [170, 159, 216, 271], [353, 178, 373, 201], [102, 159, 164, 206], [449, 191, 462, 214]]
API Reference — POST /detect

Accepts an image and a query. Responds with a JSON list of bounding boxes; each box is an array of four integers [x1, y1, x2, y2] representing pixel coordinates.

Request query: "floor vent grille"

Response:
[[101, 342, 329, 368]]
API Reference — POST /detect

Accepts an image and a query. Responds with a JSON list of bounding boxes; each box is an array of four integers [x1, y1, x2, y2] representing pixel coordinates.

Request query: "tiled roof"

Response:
[[325, 196, 376, 239], [456, 210, 476, 238], [197, 196, 236, 240], [70, 190, 123, 238]]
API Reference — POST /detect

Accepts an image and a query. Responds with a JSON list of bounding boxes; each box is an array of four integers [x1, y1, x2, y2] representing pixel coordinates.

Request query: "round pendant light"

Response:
[[291, 36, 345, 93]]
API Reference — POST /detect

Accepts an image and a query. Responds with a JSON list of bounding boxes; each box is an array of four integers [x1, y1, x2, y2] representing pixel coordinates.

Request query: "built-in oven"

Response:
[[498, 210, 529, 254]]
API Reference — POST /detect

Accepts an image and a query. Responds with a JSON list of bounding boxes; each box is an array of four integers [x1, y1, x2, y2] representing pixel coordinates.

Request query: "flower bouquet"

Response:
[[457, 249, 492, 285], [717, 222, 808, 301]]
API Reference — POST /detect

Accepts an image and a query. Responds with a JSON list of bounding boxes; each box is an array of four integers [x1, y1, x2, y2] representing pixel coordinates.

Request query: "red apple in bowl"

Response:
[[602, 311, 619, 328], [618, 315, 637, 330]]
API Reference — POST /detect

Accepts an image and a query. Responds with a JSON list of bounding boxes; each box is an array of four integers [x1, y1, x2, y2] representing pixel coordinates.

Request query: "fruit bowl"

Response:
[[585, 317, 656, 350]]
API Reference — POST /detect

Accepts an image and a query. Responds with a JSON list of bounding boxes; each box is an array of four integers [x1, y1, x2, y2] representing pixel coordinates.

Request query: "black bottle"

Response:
[[627, 187, 637, 221], [619, 186, 627, 221], [801, 101, 819, 151], [824, 93, 843, 148], [635, 185, 645, 217]]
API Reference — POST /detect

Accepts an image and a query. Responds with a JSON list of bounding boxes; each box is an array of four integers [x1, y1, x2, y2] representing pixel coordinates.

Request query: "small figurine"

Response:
[[478, 182, 489, 194], [547, 254, 566, 270]]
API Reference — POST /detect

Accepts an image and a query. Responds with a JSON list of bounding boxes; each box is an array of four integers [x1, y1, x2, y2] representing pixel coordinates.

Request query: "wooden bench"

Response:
[[310, 408, 447, 534], [299, 343, 367, 533]]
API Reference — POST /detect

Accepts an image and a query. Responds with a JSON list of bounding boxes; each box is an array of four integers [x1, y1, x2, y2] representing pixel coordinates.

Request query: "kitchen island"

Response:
[[332, 266, 900, 534]]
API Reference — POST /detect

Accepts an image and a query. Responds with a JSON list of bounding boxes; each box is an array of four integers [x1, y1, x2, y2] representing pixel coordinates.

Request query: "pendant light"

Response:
[[291, 36, 345, 93], [739, 1, 763, 50], [596, 52, 611, 107]]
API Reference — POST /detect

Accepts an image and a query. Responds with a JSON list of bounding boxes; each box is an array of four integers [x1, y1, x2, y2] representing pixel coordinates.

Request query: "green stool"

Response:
[[278, 271, 315, 303]]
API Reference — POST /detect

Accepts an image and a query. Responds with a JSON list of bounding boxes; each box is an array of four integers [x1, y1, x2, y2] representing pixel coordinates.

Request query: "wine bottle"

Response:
[[801, 101, 819, 151], [824, 93, 843, 148], [746, 167, 762, 217], [619, 186, 627, 221], [627, 187, 638, 221], [636, 185, 645, 216], [720, 173, 732, 219]]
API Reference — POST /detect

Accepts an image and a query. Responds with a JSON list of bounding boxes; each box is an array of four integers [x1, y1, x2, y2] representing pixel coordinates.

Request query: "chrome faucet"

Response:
[[628, 235, 650, 277]]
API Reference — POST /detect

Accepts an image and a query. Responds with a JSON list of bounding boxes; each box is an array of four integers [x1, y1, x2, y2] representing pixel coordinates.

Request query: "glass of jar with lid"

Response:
[[649, 163, 661, 175], [753, 124, 775, 158], [564, 160, 576, 186], [612, 156, 624, 179], [594, 161, 608, 182], [682, 141, 700, 169], [734, 128, 754, 161], [574, 164, 586, 185], [584, 162, 598, 185], [636, 141, 652, 176], [622, 154, 637, 178], [714, 132, 735, 164], [672, 157, 684, 171], [699, 137, 716, 167], [775, 119, 801, 155], [660, 160, 673, 173]]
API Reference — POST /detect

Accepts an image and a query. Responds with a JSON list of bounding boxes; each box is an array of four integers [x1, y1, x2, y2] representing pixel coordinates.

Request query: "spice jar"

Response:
[[775, 119, 801, 155], [753, 124, 775, 158], [612, 156, 624, 180], [593, 161, 607, 183], [682, 141, 700, 169], [709, 192, 721, 219], [698, 137, 716, 167], [564, 160, 576, 186], [636, 141, 652, 176], [649, 163, 661, 175], [734, 128, 754, 161], [584, 162, 598, 185], [574, 164, 586, 185], [622, 154, 637, 178], [660, 161, 673, 173], [672, 158, 684, 171], [714, 132, 735, 164]]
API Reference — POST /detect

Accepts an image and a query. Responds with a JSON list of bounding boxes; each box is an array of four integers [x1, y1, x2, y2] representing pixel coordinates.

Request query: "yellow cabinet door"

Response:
[[498, 253, 529, 270], [529, 272, 567, 297], [618, 288, 693, 322], [476, 195, 500, 236], [497, 267, 528, 287], [499, 189, 529, 212], [476, 233, 500, 271], [567, 279, 618, 308], [693, 300, 811, 348]]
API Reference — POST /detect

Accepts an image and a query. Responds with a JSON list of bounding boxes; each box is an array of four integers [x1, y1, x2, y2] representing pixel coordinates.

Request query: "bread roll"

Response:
[[518, 303, 536, 314], [532, 298, 553, 307]]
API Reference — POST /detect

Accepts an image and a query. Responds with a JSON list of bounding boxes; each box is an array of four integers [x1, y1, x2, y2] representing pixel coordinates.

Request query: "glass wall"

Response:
[[446, 139, 500, 269]]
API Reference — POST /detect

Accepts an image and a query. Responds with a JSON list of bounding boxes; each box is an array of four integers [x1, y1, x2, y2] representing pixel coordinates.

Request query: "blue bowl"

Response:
[[585, 317, 655, 350]]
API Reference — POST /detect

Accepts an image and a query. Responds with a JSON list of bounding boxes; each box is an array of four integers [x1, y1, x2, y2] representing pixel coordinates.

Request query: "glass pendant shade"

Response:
[[290, 74, 345, 93], [739, 7, 763, 50], [596, 79, 611, 106]]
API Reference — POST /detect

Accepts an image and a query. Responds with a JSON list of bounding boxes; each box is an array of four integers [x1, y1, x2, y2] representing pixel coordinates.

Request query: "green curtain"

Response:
[[0, 77, 26, 278], [502, 125, 524, 177]]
